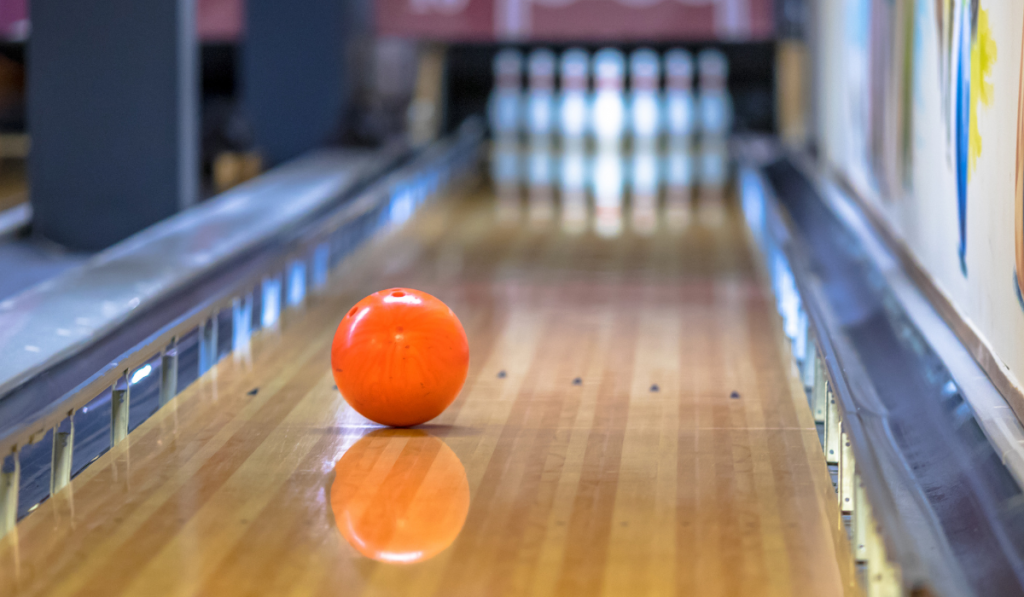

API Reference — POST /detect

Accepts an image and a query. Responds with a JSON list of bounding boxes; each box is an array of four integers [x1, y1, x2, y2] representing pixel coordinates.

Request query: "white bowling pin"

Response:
[[696, 49, 730, 206], [526, 49, 557, 141], [590, 48, 627, 151], [488, 49, 523, 140], [664, 49, 696, 142], [558, 48, 591, 146], [697, 49, 732, 137], [628, 48, 662, 147]]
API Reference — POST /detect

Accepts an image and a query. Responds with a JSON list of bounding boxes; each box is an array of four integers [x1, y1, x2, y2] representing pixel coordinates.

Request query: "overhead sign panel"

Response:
[[375, 0, 774, 42]]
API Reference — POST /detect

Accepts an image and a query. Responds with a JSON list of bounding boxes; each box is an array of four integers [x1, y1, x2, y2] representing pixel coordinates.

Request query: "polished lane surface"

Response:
[[0, 183, 857, 596]]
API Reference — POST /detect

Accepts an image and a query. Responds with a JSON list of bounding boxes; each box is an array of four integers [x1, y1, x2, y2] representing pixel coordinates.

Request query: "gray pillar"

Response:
[[244, 0, 349, 166], [28, 0, 198, 251]]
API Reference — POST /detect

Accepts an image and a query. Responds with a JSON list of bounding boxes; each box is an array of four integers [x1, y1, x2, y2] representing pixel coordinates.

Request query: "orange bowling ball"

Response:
[[331, 288, 469, 427]]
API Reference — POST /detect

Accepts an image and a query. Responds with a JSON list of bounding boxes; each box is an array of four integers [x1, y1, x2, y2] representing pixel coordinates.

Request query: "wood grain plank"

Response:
[[0, 185, 858, 597]]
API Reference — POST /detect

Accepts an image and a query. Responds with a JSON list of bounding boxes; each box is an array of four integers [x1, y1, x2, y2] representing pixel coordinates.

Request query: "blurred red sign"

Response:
[[0, 0, 245, 42], [375, 0, 774, 42], [0, 0, 28, 41], [197, 0, 245, 42]]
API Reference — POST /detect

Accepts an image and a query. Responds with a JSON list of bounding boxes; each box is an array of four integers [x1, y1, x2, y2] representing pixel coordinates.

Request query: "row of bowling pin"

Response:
[[492, 140, 728, 197], [488, 47, 732, 147], [492, 138, 728, 225], [492, 141, 728, 236]]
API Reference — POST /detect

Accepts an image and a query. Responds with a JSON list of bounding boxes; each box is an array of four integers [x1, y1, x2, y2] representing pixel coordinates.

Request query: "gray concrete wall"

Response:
[[28, 0, 198, 251]]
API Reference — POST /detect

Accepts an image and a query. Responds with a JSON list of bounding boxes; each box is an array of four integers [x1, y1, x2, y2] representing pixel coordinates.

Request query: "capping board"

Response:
[[828, 170, 1024, 425], [793, 156, 1024, 485]]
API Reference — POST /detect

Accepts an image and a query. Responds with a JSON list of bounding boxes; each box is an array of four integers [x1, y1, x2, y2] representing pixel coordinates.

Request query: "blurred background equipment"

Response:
[[243, 0, 351, 166], [28, 0, 198, 251], [10, 0, 1024, 595]]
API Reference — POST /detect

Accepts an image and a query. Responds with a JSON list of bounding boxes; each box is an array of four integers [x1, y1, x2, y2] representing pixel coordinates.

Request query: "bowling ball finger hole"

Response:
[[348, 307, 358, 317], [391, 290, 406, 298]]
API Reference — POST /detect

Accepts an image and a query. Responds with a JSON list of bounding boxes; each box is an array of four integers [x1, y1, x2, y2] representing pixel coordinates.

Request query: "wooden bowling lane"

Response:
[[0, 186, 858, 597]]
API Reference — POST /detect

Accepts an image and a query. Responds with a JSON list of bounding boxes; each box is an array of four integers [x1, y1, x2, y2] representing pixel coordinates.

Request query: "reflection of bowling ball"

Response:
[[331, 288, 469, 427], [331, 429, 470, 564]]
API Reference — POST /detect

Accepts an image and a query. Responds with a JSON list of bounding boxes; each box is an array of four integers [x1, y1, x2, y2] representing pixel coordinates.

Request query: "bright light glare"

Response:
[[630, 93, 661, 140], [559, 93, 589, 139], [262, 278, 281, 328], [390, 192, 414, 225], [526, 92, 554, 137], [592, 151, 623, 209], [665, 91, 695, 137], [377, 550, 427, 564], [382, 293, 423, 305], [130, 364, 153, 385], [591, 94, 625, 145], [288, 261, 307, 307]]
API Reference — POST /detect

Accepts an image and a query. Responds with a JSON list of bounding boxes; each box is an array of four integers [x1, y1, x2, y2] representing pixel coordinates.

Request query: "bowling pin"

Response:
[[590, 48, 627, 152], [696, 49, 732, 137], [696, 48, 731, 212], [526, 49, 557, 142], [664, 49, 696, 146], [488, 49, 523, 141], [558, 48, 591, 148], [628, 48, 662, 149]]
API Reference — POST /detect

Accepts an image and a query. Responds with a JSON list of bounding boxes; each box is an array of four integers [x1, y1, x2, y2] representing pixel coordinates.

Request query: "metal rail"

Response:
[[0, 121, 484, 533], [735, 140, 1021, 596]]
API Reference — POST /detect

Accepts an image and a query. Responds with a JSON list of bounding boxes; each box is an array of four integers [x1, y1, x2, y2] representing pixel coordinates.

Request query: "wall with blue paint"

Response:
[[816, 0, 1024, 398]]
